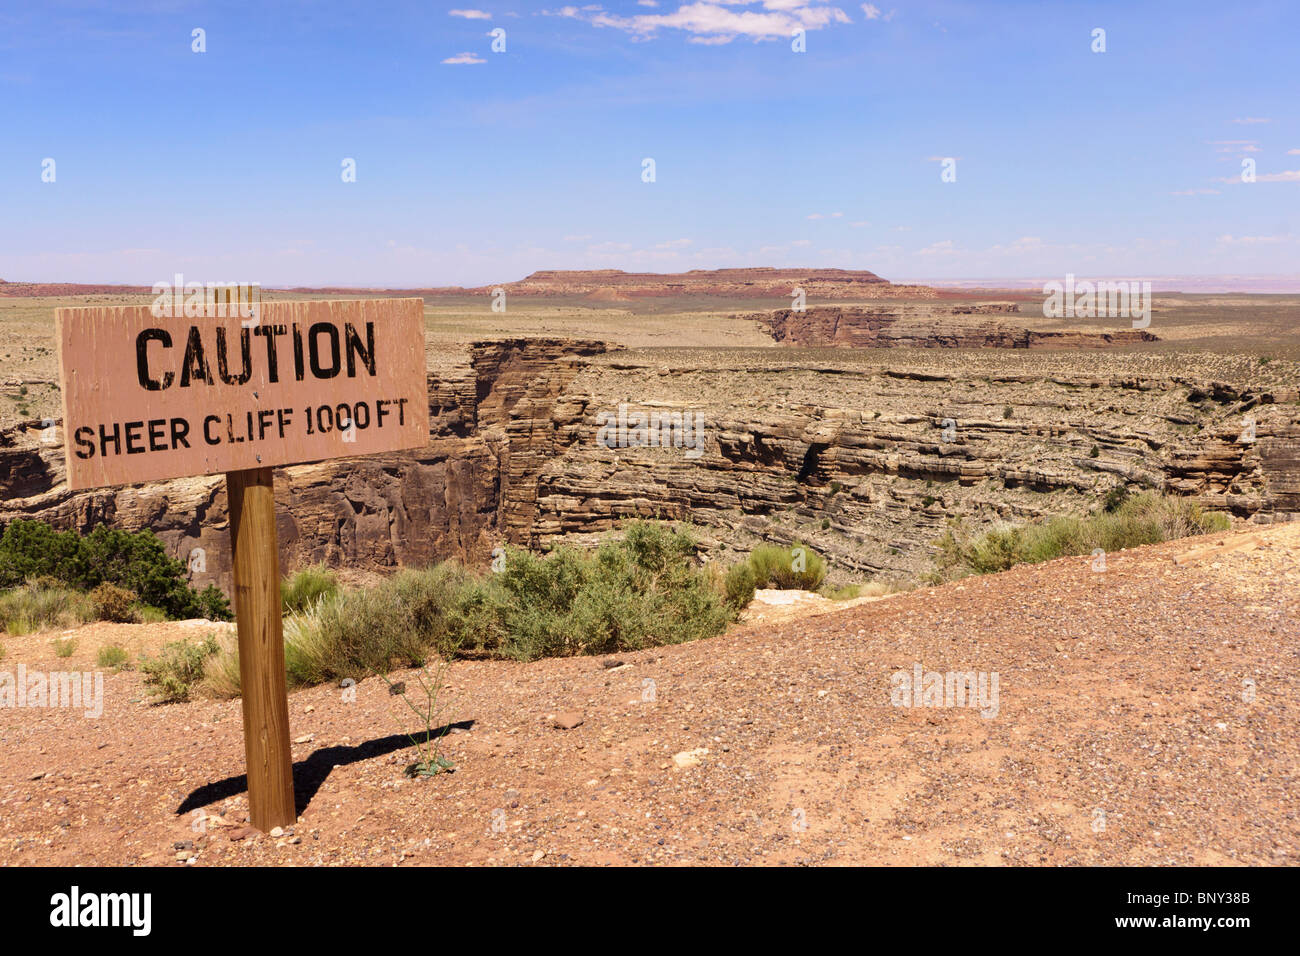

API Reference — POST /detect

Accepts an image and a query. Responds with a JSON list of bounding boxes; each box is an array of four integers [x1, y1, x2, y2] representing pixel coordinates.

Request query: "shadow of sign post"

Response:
[[55, 297, 430, 832]]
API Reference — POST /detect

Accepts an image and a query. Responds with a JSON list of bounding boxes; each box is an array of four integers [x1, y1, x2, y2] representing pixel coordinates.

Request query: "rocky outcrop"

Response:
[[754, 307, 1159, 349], [0, 338, 608, 595], [2, 338, 1297, 592]]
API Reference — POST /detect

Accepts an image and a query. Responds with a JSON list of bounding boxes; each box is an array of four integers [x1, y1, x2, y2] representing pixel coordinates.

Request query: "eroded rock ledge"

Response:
[[1, 338, 1296, 591]]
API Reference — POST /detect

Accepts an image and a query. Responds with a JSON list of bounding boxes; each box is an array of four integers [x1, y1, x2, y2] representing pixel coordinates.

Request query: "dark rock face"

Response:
[[0, 339, 607, 595]]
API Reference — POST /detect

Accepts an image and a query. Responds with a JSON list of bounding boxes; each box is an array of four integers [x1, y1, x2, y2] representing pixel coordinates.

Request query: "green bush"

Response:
[[140, 633, 220, 702], [96, 644, 130, 668], [281, 565, 340, 614], [0, 519, 232, 621], [52, 637, 77, 658], [740, 542, 827, 590], [723, 560, 761, 611], [89, 582, 139, 623], [204, 521, 740, 695], [935, 492, 1231, 580], [0, 581, 95, 635]]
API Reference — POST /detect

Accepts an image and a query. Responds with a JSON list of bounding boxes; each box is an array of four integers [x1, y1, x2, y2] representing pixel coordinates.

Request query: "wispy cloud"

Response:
[[449, 9, 492, 19], [1217, 233, 1292, 245], [442, 52, 487, 64], [1232, 117, 1271, 124], [542, 2, 854, 43], [1216, 169, 1300, 184]]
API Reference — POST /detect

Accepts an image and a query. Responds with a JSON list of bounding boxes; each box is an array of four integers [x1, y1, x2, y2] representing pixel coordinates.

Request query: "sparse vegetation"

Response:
[[934, 492, 1231, 579], [0, 581, 95, 635], [0, 519, 231, 621], [52, 636, 77, 658], [89, 582, 138, 623], [735, 542, 827, 591], [140, 633, 221, 703], [281, 565, 340, 614], [203, 521, 741, 697], [96, 644, 130, 669]]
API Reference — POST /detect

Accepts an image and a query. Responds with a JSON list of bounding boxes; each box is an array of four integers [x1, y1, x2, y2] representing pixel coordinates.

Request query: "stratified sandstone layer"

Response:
[[755, 306, 1158, 349], [2, 339, 1297, 591]]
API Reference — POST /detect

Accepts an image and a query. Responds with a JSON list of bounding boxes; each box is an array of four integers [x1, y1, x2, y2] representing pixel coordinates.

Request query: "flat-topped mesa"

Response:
[[498, 268, 936, 299], [753, 306, 1159, 349]]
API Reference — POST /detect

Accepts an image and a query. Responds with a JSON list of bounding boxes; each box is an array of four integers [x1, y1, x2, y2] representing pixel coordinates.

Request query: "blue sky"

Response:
[[1, 0, 1297, 287]]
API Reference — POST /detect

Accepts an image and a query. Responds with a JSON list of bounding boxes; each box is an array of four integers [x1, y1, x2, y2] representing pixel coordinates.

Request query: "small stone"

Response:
[[553, 711, 584, 730], [269, 826, 284, 838], [673, 748, 709, 769], [173, 840, 194, 851], [229, 826, 258, 841], [388, 682, 407, 696], [294, 734, 313, 744], [531, 850, 545, 863]]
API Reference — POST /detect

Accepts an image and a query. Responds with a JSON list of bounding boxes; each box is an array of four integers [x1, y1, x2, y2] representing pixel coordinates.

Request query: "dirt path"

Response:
[[1, 522, 1297, 866]]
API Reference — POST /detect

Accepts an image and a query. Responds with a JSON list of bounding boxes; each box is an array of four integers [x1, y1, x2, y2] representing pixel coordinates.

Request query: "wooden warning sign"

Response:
[[55, 297, 430, 832], [57, 298, 429, 489]]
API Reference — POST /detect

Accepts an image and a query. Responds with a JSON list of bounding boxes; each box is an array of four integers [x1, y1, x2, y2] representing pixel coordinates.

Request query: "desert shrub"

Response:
[[140, 633, 220, 703], [935, 493, 1231, 580], [199, 632, 243, 699], [96, 644, 130, 668], [185, 522, 742, 695], [0, 581, 95, 635], [0, 519, 232, 621], [89, 582, 139, 623], [52, 637, 77, 657], [281, 565, 340, 614], [740, 542, 827, 590], [723, 560, 761, 611], [0, 642, 5, 662]]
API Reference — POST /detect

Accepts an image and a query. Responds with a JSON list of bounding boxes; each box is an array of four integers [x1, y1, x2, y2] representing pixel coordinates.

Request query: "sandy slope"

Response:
[[1, 522, 1297, 866]]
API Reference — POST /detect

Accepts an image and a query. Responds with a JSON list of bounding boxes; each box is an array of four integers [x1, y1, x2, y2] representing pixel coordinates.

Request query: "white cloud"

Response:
[[1232, 117, 1271, 124], [916, 239, 958, 256], [442, 52, 487, 64], [860, 3, 880, 18], [548, 2, 855, 43], [1288, 148, 1300, 155], [849, 220, 869, 227], [1217, 234, 1291, 245], [449, 9, 492, 18]]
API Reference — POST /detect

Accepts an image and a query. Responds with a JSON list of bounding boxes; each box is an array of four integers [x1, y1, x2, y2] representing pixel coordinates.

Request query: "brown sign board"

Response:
[[56, 298, 430, 490]]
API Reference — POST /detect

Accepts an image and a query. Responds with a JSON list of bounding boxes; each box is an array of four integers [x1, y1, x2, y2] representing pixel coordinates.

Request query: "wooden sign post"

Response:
[[56, 297, 430, 832]]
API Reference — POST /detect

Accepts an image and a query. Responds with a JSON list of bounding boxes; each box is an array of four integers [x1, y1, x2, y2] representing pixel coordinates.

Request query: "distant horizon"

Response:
[[6, 267, 1300, 296]]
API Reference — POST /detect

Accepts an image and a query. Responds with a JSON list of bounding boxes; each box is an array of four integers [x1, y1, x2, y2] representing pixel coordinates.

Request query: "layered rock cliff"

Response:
[[2, 338, 1297, 591]]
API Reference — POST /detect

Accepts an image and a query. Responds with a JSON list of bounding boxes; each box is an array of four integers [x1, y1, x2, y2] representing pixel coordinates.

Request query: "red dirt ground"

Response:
[[1, 523, 1296, 866]]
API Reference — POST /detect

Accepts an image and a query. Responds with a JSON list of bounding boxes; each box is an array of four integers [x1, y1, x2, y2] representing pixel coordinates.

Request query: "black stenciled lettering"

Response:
[[216, 327, 253, 385], [136, 329, 174, 391], [308, 322, 341, 379], [180, 326, 212, 387], [345, 322, 376, 377]]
